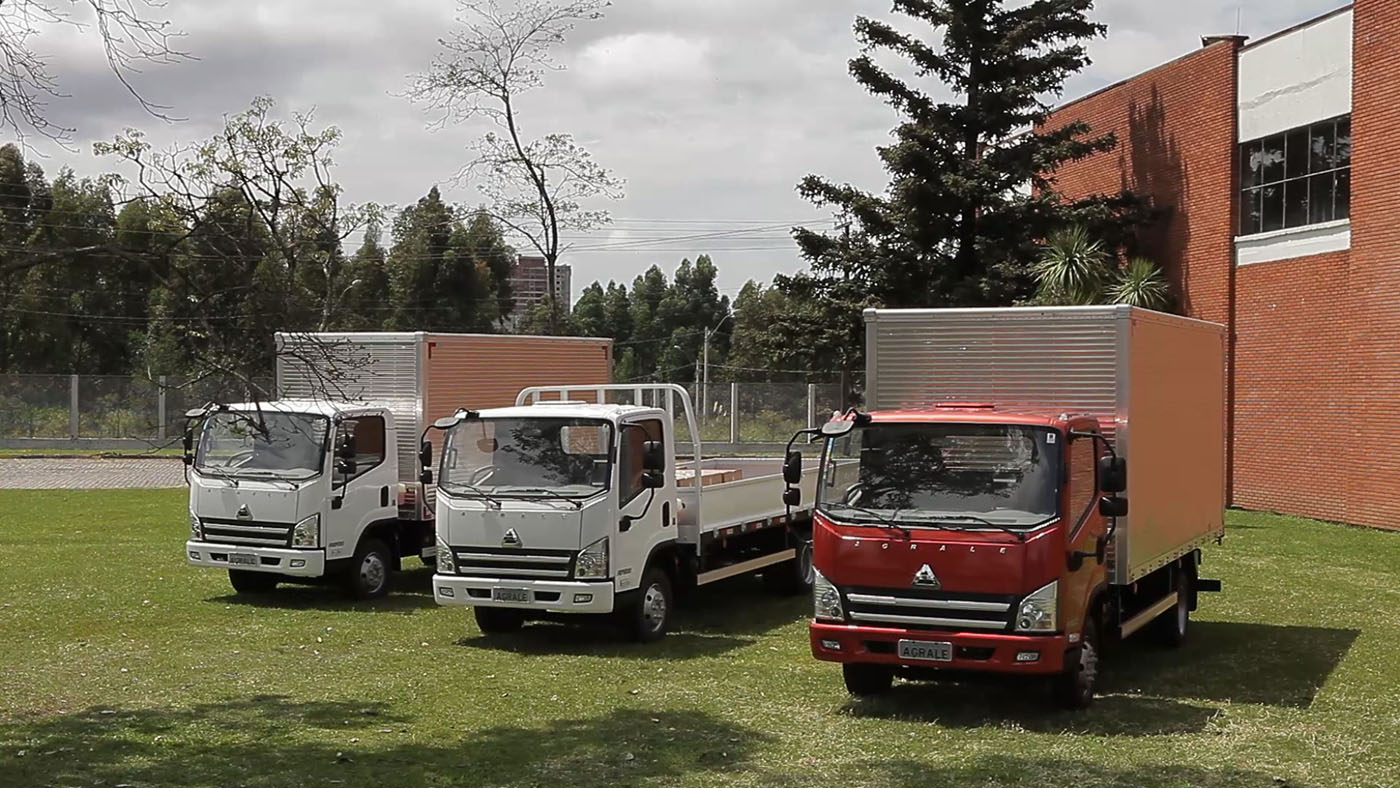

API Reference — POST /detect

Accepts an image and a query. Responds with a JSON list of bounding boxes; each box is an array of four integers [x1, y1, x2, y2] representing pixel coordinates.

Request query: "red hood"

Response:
[[812, 511, 1061, 595]]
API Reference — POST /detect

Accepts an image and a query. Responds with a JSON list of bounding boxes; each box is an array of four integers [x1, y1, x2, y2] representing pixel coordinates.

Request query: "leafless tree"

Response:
[[0, 0, 186, 143], [408, 0, 623, 333]]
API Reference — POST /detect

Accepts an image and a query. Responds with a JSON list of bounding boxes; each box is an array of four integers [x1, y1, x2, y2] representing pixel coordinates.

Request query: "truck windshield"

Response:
[[440, 418, 613, 501], [195, 411, 330, 480], [818, 423, 1061, 529]]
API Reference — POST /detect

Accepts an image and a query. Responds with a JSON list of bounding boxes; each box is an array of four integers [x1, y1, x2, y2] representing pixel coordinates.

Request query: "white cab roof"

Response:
[[474, 402, 658, 422], [214, 400, 392, 419]]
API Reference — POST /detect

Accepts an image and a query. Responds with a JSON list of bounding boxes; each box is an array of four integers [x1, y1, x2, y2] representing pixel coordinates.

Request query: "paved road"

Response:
[[0, 458, 185, 489]]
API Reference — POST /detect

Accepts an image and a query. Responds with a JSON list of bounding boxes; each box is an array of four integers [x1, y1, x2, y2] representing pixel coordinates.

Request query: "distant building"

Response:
[[506, 256, 572, 329]]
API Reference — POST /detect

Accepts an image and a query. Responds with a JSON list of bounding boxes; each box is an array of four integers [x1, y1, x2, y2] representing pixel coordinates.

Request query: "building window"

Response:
[[1239, 115, 1351, 236]]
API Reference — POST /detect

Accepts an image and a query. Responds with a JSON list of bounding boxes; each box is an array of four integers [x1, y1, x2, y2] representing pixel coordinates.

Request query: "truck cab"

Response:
[[184, 401, 432, 598]]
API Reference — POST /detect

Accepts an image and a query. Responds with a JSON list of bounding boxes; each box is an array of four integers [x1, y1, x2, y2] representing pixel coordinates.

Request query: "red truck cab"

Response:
[[796, 404, 1130, 708]]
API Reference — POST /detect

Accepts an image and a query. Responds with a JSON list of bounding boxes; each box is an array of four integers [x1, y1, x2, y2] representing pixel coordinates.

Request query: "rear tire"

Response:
[[1151, 561, 1194, 647], [842, 663, 894, 696], [346, 538, 393, 599], [621, 566, 673, 643], [474, 607, 525, 635], [1053, 618, 1099, 709], [763, 540, 814, 595], [228, 569, 279, 594]]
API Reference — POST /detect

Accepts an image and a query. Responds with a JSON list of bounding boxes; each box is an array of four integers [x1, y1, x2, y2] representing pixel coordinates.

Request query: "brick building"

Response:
[[1045, 2, 1399, 529], [505, 256, 572, 329]]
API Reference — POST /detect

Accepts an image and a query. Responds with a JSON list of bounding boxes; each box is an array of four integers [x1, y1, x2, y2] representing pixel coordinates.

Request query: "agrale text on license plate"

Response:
[[897, 639, 953, 662], [228, 553, 258, 567], [492, 588, 530, 603]]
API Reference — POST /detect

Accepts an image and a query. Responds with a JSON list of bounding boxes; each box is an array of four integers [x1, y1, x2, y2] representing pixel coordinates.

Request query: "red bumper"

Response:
[[810, 621, 1070, 675]]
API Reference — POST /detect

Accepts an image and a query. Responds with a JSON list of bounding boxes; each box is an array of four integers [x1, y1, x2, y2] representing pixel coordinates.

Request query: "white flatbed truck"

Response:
[[429, 384, 819, 640]]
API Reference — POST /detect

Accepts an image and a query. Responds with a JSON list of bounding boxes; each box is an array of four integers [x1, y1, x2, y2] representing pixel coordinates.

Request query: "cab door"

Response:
[[325, 414, 398, 561], [1063, 430, 1109, 636], [613, 416, 671, 593]]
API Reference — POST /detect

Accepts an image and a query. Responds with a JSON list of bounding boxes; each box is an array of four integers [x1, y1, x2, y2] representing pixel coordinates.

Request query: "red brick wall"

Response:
[[1233, 252, 1351, 522], [1345, 0, 1400, 528], [1044, 41, 1240, 326]]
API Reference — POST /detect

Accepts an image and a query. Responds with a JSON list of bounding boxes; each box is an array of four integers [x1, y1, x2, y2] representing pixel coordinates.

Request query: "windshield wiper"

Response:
[[445, 482, 503, 509], [823, 503, 911, 539], [927, 514, 1028, 542], [503, 488, 584, 510]]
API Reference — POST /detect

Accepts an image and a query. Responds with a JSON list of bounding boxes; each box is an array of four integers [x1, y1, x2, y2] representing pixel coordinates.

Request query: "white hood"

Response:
[[439, 497, 587, 551]]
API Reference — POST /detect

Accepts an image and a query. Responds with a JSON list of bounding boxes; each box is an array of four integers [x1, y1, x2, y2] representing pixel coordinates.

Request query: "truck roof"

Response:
[[861, 404, 1101, 430], [213, 400, 395, 418], [475, 402, 658, 422]]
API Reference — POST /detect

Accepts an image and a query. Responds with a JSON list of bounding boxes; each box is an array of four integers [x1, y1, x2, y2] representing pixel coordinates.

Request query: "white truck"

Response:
[[182, 332, 613, 598], [428, 384, 819, 640]]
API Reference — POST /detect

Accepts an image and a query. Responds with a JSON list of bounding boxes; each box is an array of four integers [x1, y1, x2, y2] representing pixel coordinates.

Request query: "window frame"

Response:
[[1239, 114, 1352, 237], [337, 415, 387, 484], [618, 418, 664, 506]]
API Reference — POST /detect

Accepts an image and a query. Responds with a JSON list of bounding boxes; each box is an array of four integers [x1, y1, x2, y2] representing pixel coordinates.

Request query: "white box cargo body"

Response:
[[276, 332, 614, 487], [864, 305, 1226, 585]]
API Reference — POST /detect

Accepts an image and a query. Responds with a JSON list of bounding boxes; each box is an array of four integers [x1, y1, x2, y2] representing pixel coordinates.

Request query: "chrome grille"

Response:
[[843, 587, 1015, 632], [201, 519, 294, 548], [452, 547, 576, 579]]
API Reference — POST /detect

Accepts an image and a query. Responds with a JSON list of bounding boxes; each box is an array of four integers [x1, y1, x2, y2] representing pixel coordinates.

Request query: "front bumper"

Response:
[[433, 574, 615, 613], [810, 621, 1069, 675], [185, 541, 326, 578]]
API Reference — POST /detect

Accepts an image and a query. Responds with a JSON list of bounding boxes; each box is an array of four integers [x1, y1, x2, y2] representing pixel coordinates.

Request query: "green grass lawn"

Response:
[[0, 448, 183, 458], [1, 491, 1396, 788]]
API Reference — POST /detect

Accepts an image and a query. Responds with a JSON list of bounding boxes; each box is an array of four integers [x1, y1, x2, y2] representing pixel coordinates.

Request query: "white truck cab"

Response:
[[184, 400, 427, 597], [430, 384, 819, 641]]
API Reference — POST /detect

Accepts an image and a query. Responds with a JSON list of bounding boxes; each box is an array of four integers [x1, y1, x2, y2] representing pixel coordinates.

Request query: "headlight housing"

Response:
[[575, 536, 609, 579], [291, 513, 320, 548], [189, 512, 203, 541], [1015, 580, 1059, 633], [436, 536, 456, 574], [813, 568, 844, 621]]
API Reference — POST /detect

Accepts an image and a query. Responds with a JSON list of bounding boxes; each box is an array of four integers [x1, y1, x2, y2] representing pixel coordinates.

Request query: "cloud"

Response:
[[577, 32, 713, 90]]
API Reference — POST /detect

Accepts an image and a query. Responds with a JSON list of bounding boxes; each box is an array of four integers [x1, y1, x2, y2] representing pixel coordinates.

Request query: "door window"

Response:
[[1068, 432, 1098, 530], [337, 416, 386, 483], [619, 419, 663, 505]]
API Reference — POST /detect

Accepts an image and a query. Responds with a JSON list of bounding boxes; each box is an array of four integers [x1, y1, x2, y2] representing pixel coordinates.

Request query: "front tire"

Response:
[[346, 538, 393, 599], [1053, 618, 1100, 709], [474, 607, 525, 635], [621, 567, 673, 643], [842, 663, 894, 696], [228, 569, 279, 594]]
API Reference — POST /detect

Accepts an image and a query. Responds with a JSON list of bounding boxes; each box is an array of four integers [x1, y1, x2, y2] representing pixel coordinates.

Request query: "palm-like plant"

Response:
[[1033, 226, 1110, 306], [1110, 256, 1171, 310]]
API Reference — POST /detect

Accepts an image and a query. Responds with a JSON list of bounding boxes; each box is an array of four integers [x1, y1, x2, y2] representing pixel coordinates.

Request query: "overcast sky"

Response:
[[23, 0, 1345, 300]]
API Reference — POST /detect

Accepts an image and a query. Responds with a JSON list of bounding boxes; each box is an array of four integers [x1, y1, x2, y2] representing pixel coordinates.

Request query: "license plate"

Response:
[[491, 588, 530, 604], [898, 639, 953, 662], [228, 553, 259, 567]]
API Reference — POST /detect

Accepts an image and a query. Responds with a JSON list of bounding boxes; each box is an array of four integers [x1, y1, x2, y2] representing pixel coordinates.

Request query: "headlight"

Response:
[[813, 568, 844, 621], [189, 513, 203, 541], [1015, 580, 1059, 633], [575, 536, 609, 579], [291, 513, 320, 548], [436, 537, 456, 574]]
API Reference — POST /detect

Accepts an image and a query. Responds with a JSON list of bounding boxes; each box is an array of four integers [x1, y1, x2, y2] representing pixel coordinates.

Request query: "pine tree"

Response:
[[795, 0, 1123, 308]]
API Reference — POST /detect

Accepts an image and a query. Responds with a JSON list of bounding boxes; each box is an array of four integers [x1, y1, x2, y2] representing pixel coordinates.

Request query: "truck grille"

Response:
[[842, 586, 1015, 632], [200, 519, 294, 548], [451, 547, 576, 579]]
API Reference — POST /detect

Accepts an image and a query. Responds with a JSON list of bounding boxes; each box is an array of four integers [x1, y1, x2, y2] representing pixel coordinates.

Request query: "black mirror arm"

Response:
[[1068, 429, 1118, 460], [620, 488, 657, 532]]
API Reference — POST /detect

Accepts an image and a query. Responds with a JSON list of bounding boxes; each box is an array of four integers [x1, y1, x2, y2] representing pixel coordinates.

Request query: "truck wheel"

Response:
[[842, 663, 893, 696], [1053, 618, 1099, 709], [763, 540, 814, 595], [346, 538, 392, 599], [228, 569, 279, 594], [1151, 563, 1193, 648], [622, 566, 673, 643], [474, 607, 525, 635]]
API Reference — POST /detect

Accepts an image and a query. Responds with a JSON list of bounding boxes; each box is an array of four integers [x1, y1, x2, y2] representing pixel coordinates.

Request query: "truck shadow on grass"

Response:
[[0, 697, 773, 788], [205, 565, 439, 614]]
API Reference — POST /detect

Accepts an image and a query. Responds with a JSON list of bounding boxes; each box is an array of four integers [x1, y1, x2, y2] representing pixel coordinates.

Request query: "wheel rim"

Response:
[[361, 553, 387, 592], [1079, 638, 1099, 698], [1176, 589, 1189, 634], [642, 583, 667, 632], [800, 543, 815, 585]]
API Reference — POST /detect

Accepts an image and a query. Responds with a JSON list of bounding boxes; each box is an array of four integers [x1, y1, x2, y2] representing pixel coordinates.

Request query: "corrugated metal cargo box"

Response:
[[864, 306, 1226, 585], [275, 332, 613, 484]]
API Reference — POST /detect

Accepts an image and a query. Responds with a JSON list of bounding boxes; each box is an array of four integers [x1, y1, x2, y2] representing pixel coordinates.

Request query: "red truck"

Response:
[[782, 306, 1226, 708]]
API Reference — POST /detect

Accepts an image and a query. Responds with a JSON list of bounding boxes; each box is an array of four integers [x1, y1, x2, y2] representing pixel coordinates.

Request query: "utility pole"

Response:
[[700, 314, 734, 429]]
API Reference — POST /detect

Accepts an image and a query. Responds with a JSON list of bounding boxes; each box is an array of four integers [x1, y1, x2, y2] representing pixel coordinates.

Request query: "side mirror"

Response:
[[642, 440, 665, 472], [820, 420, 856, 438], [1099, 496, 1128, 518], [1098, 456, 1127, 494], [641, 470, 664, 489], [336, 457, 357, 477], [419, 441, 433, 471], [783, 450, 803, 485], [336, 431, 355, 461], [782, 487, 801, 507], [182, 427, 195, 466], [420, 469, 434, 485]]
